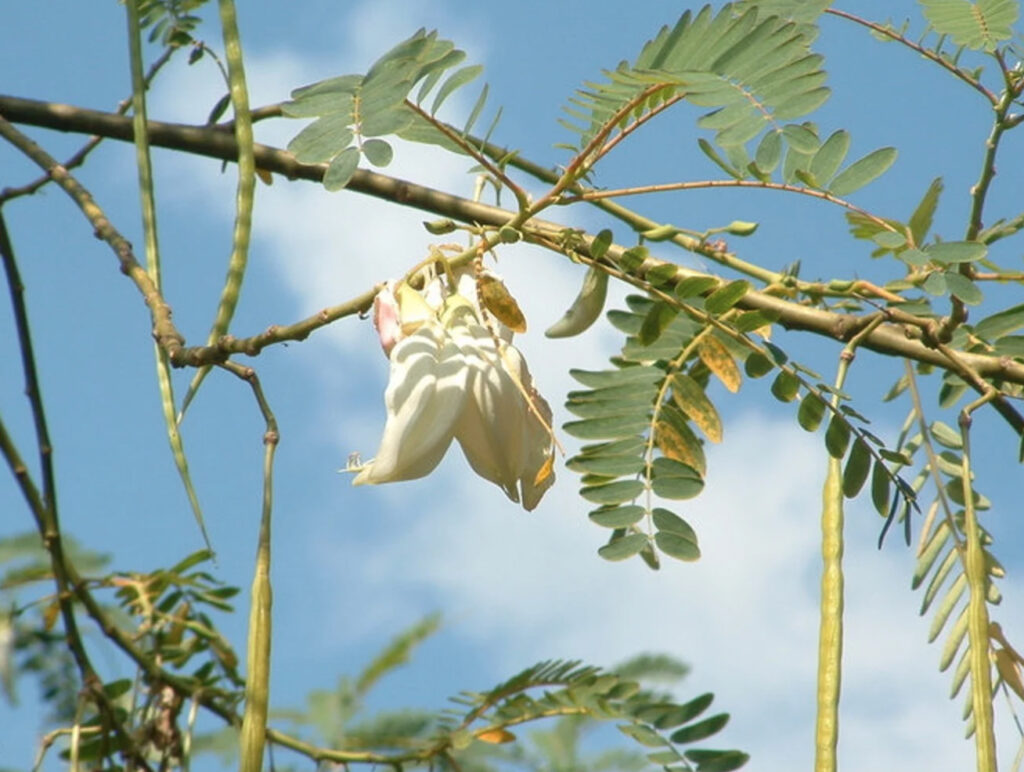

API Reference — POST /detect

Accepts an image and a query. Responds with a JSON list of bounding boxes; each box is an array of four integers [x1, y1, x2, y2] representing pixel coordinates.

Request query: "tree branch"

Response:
[[3, 94, 1024, 391]]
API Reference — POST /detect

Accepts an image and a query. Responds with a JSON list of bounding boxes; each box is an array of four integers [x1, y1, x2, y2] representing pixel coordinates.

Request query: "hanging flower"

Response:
[[350, 268, 555, 511]]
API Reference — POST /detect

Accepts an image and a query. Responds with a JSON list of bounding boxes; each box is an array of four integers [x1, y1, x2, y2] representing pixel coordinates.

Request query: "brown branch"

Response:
[[3, 94, 1024, 390], [0, 209, 57, 514]]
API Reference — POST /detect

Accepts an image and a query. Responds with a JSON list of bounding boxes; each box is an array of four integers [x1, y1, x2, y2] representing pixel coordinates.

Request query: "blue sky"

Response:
[[2, 1, 1024, 770]]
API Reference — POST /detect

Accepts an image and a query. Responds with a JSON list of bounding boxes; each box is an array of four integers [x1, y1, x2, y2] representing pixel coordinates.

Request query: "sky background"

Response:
[[2, 1, 1024, 770]]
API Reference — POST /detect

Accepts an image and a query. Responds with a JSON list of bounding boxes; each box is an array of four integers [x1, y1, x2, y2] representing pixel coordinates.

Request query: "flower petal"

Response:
[[504, 345, 556, 511], [354, 323, 469, 485], [447, 314, 555, 510], [451, 324, 525, 502]]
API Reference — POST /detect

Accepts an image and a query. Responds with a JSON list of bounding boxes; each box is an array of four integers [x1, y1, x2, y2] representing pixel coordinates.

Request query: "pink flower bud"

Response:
[[372, 283, 402, 357]]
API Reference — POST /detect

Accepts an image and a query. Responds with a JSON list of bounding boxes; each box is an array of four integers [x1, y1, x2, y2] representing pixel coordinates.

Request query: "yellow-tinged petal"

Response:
[[450, 320, 528, 503], [395, 280, 437, 337], [448, 314, 554, 510], [502, 343, 555, 510]]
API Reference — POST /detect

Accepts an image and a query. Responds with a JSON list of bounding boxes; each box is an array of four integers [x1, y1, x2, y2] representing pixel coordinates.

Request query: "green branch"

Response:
[[180, 0, 258, 419], [126, 0, 211, 551], [959, 397, 998, 771], [813, 316, 882, 771], [219, 362, 278, 772]]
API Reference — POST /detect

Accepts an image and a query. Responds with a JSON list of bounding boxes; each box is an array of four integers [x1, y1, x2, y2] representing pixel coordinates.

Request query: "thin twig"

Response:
[[0, 210, 56, 515], [0, 410, 154, 772], [533, 82, 670, 209], [559, 177, 895, 231], [589, 93, 686, 163], [824, 8, 997, 104], [404, 99, 528, 209], [0, 47, 176, 203], [0, 114, 185, 360]]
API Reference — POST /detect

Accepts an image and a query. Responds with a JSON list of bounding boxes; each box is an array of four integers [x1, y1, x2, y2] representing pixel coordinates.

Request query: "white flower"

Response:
[[351, 270, 555, 511]]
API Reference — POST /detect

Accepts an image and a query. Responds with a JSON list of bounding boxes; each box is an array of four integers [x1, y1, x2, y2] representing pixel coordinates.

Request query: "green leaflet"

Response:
[[361, 138, 394, 167], [755, 129, 783, 172], [589, 505, 646, 528], [639, 302, 680, 344], [598, 532, 648, 560], [566, 300, 715, 567], [797, 391, 826, 431], [909, 177, 944, 244], [284, 29, 493, 190], [570, 364, 663, 388], [670, 713, 730, 744], [944, 273, 983, 306], [288, 117, 354, 164], [323, 147, 361, 191], [824, 414, 851, 458], [973, 302, 1024, 341], [430, 64, 482, 114], [828, 147, 898, 196], [842, 438, 871, 498], [870, 460, 890, 517], [650, 458, 705, 500], [653, 508, 701, 561], [561, 4, 830, 155], [581, 479, 645, 504], [704, 279, 750, 314], [809, 129, 850, 185], [744, 352, 775, 378], [770, 370, 800, 402], [920, 0, 1019, 50], [924, 241, 987, 265]]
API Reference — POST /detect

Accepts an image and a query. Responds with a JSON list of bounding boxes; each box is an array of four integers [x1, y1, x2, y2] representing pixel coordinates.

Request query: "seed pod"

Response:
[[545, 265, 609, 338]]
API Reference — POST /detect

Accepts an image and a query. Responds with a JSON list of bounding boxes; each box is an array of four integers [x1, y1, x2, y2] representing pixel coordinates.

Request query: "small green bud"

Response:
[[725, 220, 759, 236], [498, 225, 522, 243], [423, 219, 457, 235], [641, 224, 681, 242], [827, 279, 855, 291]]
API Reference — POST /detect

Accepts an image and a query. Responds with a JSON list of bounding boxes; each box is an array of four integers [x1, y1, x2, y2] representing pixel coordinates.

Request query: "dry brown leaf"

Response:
[[477, 729, 517, 744], [478, 273, 527, 333]]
